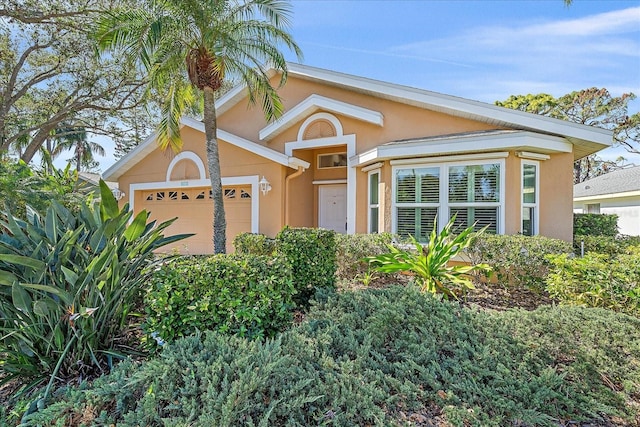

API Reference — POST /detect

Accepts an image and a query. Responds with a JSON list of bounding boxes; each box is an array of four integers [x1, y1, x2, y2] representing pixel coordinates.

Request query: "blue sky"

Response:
[[92, 0, 640, 171]]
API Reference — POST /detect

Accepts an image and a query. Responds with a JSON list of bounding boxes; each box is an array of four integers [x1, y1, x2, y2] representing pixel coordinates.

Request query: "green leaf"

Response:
[[0, 270, 18, 286], [12, 282, 33, 314], [0, 254, 46, 272], [33, 300, 50, 317], [99, 179, 119, 220], [124, 210, 148, 242]]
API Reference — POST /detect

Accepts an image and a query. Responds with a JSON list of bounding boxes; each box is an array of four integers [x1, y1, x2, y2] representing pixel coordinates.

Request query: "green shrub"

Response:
[[334, 232, 395, 283], [275, 227, 336, 306], [546, 247, 640, 316], [24, 286, 640, 426], [573, 234, 640, 256], [144, 254, 295, 342], [467, 234, 572, 291], [573, 213, 618, 237], [366, 217, 491, 298], [0, 181, 187, 395], [232, 232, 276, 255]]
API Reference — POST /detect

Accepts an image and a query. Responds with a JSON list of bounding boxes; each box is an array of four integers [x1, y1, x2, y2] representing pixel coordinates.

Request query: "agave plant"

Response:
[[366, 216, 491, 298], [0, 180, 189, 397]]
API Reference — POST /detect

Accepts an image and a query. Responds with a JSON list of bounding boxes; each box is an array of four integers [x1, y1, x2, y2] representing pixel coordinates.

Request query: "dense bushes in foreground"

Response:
[[21, 286, 640, 426], [145, 255, 295, 341]]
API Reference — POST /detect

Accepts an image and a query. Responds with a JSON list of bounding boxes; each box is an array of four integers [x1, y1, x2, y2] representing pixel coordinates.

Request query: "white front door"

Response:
[[318, 184, 347, 233]]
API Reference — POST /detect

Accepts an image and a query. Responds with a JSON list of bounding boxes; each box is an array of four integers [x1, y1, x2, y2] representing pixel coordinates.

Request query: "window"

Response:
[[394, 166, 440, 240], [393, 160, 503, 240], [448, 164, 500, 233], [318, 152, 347, 168], [368, 170, 380, 233], [585, 203, 600, 214], [521, 161, 538, 236]]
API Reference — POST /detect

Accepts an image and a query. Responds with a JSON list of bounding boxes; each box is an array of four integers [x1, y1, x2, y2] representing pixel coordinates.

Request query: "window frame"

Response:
[[368, 169, 381, 233], [317, 152, 348, 169], [521, 159, 540, 236], [391, 158, 506, 237]]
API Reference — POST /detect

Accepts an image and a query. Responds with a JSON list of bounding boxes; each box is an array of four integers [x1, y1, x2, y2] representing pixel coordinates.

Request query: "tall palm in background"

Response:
[[50, 125, 105, 172], [95, 0, 302, 253]]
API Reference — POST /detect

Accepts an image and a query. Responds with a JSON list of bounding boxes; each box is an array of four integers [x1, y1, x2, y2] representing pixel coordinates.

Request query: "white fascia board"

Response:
[[350, 132, 571, 167], [259, 94, 384, 141], [574, 190, 640, 202], [103, 130, 161, 180], [285, 63, 612, 148]]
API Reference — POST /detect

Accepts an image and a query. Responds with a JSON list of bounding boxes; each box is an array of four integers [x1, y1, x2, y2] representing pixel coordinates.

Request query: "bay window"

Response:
[[393, 160, 503, 240]]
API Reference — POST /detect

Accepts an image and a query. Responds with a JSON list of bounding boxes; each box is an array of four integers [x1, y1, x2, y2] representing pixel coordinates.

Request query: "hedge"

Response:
[[573, 213, 618, 237]]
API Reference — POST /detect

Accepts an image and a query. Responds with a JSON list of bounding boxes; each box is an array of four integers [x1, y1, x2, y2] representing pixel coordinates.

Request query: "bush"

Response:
[[573, 234, 640, 257], [275, 227, 336, 306], [144, 254, 295, 342], [573, 213, 618, 237], [366, 217, 491, 298], [546, 247, 640, 316], [467, 234, 573, 291], [0, 181, 187, 394], [334, 232, 395, 283], [24, 286, 640, 426], [232, 232, 276, 256]]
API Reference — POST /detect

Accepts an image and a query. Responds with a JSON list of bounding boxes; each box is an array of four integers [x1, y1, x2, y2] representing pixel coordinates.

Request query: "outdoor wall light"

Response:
[[259, 176, 272, 195], [111, 188, 126, 200]]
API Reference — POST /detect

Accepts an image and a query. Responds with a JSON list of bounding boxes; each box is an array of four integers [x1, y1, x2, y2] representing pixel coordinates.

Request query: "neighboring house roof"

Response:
[[103, 116, 309, 181], [218, 63, 612, 160], [574, 165, 640, 200], [78, 172, 118, 190]]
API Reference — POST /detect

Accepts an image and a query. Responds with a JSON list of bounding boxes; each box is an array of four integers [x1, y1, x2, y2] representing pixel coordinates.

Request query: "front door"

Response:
[[318, 184, 347, 233]]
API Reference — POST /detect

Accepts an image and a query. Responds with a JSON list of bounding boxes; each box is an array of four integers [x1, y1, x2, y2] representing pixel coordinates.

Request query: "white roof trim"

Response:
[[103, 116, 308, 180], [283, 63, 611, 150], [574, 190, 640, 202], [259, 94, 384, 141], [350, 131, 572, 167]]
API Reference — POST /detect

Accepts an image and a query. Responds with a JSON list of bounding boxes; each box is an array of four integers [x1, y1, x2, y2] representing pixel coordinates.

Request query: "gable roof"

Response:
[[574, 165, 640, 199], [103, 117, 309, 181], [218, 63, 611, 160]]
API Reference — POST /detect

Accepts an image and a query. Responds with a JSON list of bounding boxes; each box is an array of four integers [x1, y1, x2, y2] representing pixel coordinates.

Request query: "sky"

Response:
[[87, 0, 640, 172]]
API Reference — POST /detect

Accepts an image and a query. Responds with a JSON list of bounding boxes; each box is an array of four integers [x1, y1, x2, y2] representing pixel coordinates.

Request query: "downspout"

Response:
[[284, 166, 305, 226]]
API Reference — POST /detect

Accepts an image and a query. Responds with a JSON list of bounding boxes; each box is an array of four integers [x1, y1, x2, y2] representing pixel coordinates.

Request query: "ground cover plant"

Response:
[[0, 181, 187, 403], [18, 286, 640, 426]]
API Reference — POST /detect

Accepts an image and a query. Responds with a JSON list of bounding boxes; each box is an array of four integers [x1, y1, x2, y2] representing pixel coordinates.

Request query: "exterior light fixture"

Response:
[[111, 188, 126, 200], [259, 176, 272, 195]]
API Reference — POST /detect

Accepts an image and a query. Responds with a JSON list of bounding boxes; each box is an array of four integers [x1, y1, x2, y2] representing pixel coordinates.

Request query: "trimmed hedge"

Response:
[[144, 255, 295, 342], [334, 232, 395, 282], [573, 234, 640, 256], [467, 234, 573, 291], [546, 246, 640, 316], [276, 227, 337, 306], [23, 286, 640, 426], [232, 232, 276, 256], [573, 213, 618, 237]]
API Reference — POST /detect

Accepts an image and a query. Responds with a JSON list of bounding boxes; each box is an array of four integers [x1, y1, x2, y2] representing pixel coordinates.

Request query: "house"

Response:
[[573, 165, 640, 236], [103, 63, 612, 254]]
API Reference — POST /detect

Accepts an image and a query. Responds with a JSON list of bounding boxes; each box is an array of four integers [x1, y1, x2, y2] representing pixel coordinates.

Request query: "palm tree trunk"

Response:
[[203, 87, 226, 254]]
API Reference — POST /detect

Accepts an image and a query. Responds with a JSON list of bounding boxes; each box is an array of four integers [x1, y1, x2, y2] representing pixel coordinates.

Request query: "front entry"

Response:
[[318, 184, 347, 233]]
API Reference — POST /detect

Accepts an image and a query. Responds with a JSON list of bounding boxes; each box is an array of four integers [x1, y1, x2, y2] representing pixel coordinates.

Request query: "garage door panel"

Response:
[[138, 185, 252, 254]]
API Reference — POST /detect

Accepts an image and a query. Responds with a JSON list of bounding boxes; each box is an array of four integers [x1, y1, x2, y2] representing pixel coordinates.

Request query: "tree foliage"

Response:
[[95, 0, 302, 253], [0, 0, 156, 163], [496, 88, 639, 183]]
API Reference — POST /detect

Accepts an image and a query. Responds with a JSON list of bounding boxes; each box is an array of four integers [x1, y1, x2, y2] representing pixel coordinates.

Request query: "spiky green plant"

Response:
[[0, 180, 189, 397], [366, 216, 491, 298]]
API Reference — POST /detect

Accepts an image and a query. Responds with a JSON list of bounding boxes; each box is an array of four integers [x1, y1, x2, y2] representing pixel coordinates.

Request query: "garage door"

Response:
[[138, 185, 252, 254]]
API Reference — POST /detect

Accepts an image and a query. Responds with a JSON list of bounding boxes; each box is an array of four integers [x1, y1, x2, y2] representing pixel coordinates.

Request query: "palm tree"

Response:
[[50, 125, 106, 172], [95, 0, 302, 253]]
